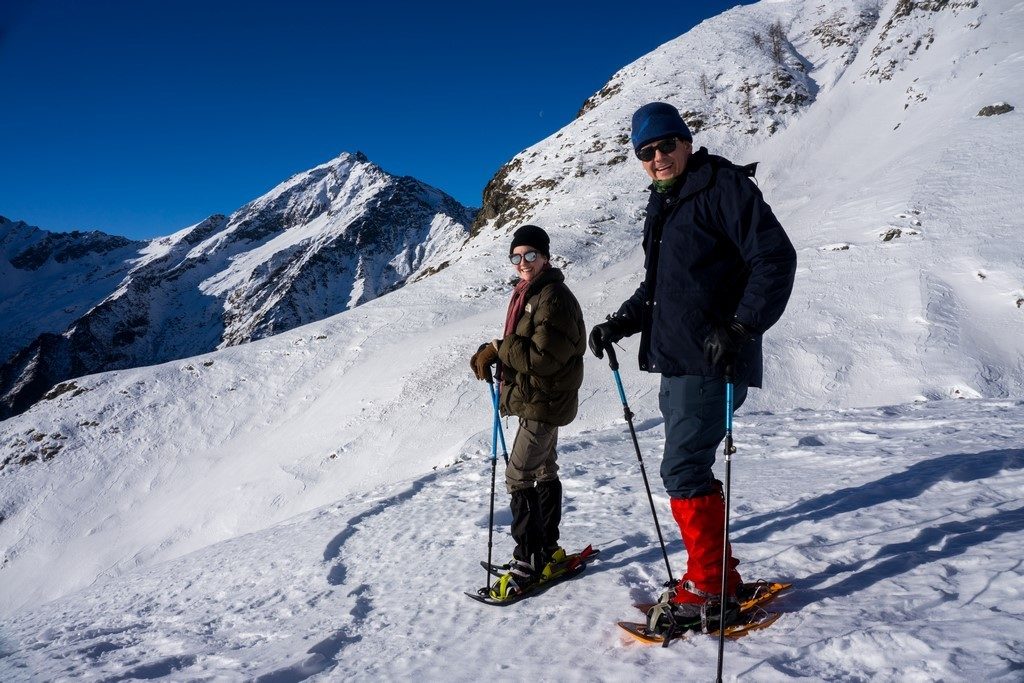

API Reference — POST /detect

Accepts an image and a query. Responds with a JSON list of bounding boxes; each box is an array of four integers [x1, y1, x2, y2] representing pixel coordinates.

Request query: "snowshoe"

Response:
[[618, 580, 791, 645], [645, 597, 740, 640], [466, 545, 600, 606], [541, 547, 568, 580]]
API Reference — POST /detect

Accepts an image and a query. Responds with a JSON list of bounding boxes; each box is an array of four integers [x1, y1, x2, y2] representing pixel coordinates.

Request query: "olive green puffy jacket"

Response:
[[498, 267, 586, 426]]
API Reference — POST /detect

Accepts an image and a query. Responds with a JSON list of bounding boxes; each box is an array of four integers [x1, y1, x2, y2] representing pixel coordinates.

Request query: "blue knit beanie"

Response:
[[630, 102, 693, 151]]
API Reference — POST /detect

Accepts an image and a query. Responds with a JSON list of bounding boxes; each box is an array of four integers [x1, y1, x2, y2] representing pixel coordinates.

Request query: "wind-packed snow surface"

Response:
[[1, 0, 1023, 679], [2, 399, 1022, 680]]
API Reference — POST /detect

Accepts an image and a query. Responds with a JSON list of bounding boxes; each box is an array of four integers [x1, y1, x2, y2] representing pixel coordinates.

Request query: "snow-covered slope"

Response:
[[0, 152, 474, 419], [1, 399, 1021, 680], [1, 0, 1023, 679]]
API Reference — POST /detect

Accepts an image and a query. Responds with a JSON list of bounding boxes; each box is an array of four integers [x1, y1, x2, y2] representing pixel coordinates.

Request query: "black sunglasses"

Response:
[[509, 251, 540, 265], [636, 138, 680, 162]]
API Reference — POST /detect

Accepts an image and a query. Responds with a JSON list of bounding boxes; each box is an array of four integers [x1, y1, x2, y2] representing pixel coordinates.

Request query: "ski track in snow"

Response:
[[2, 398, 1022, 681]]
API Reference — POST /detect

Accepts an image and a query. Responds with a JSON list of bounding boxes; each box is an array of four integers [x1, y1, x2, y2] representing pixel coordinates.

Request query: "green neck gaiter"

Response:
[[653, 177, 679, 193]]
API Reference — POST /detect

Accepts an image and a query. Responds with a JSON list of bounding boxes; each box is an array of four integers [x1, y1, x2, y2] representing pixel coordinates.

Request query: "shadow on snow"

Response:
[[789, 504, 1024, 610], [730, 448, 1024, 610], [732, 449, 1024, 544]]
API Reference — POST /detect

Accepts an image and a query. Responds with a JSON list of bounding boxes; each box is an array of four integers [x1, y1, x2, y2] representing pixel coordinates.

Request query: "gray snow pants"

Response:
[[659, 374, 748, 499]]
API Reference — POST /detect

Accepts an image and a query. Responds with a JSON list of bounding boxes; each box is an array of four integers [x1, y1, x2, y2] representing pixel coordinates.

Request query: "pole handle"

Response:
[[488, 381, 498, 462], [605, 343, 620, 371], [488, 381, 509, 465]]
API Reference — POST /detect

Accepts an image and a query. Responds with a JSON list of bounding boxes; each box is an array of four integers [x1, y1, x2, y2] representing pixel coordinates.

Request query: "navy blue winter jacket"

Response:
[[614, 147, 796, 387]]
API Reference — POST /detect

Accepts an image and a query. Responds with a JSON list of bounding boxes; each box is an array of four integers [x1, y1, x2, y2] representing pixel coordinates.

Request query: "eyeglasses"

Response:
[[509, 251, 540, 265], [636, 138, 680, 162]]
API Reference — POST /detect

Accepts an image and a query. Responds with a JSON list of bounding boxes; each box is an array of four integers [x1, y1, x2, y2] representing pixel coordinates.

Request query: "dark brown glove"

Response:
[[470, 342, 499, 382]]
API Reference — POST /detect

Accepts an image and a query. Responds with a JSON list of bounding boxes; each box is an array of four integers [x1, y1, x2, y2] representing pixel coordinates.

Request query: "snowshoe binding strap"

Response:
[[489, 558, 538, 600], [737, 580, 772, 602], [700, 600, 717, 634], [645, 600, 694, 647], [489, 572, 521, 600], [700, 599, 740, 634]]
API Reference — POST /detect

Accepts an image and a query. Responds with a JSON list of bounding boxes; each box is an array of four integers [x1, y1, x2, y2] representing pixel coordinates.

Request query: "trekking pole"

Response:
[[484, 379, 500, 589], [716, 366, 737, 683], [604, 344, 675, 585]]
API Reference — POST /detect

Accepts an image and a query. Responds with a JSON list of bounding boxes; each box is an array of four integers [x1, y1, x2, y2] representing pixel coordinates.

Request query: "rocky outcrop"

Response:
[[864, 0, 979, 81], [977, 102, 1014, 117], [9, 231, 135, 270]]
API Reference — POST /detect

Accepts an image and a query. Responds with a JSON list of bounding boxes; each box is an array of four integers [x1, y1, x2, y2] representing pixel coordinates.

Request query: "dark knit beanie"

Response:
[[631, 102, 693, 151], [509, 224, 550, 258]]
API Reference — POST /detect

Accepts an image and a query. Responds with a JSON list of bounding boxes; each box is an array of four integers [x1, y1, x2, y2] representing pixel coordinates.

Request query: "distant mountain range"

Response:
[[0, 152, 474, 418]]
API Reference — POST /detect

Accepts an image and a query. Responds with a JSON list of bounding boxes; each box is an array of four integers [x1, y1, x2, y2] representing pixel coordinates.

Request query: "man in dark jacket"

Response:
[[470, 225, 587, 600], [589, 102, 796, 629]]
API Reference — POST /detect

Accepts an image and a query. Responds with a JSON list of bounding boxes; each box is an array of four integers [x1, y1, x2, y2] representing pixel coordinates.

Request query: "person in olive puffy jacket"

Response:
[[470, 224, 586, 600], [589, 102, 796, 631]]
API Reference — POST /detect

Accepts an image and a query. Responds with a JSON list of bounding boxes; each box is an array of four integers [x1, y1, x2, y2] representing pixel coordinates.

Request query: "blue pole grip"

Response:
[[489, 382, 500, 462], [612, 369, 628, 407], [489, 381, 508, 459], [725, 381, 734, 430]]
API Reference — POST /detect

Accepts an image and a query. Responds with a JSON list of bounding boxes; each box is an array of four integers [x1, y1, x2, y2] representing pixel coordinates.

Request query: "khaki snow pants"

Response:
[[505, 418, 560, 493]]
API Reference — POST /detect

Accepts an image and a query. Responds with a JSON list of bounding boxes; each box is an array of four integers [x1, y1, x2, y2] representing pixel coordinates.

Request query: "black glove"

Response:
[[703, 320, 752, 369], [588, 316, 628, 359]]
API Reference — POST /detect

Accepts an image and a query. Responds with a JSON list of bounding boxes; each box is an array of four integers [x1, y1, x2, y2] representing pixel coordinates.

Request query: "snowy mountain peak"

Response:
[[0, 152, 474, 419]]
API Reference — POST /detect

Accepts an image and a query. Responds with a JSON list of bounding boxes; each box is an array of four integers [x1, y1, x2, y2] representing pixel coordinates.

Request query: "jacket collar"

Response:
[[515, 266, 564, 297]]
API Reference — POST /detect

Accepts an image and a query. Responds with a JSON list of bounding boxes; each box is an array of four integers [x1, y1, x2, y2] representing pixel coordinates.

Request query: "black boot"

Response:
[[509, 487, 545, 567], [536, 479, 562, 560], [490, 488, 545, 600]]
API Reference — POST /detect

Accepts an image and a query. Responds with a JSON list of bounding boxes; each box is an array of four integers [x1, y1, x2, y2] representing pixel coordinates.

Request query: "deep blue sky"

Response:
[[0, 1, 753, 240]]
